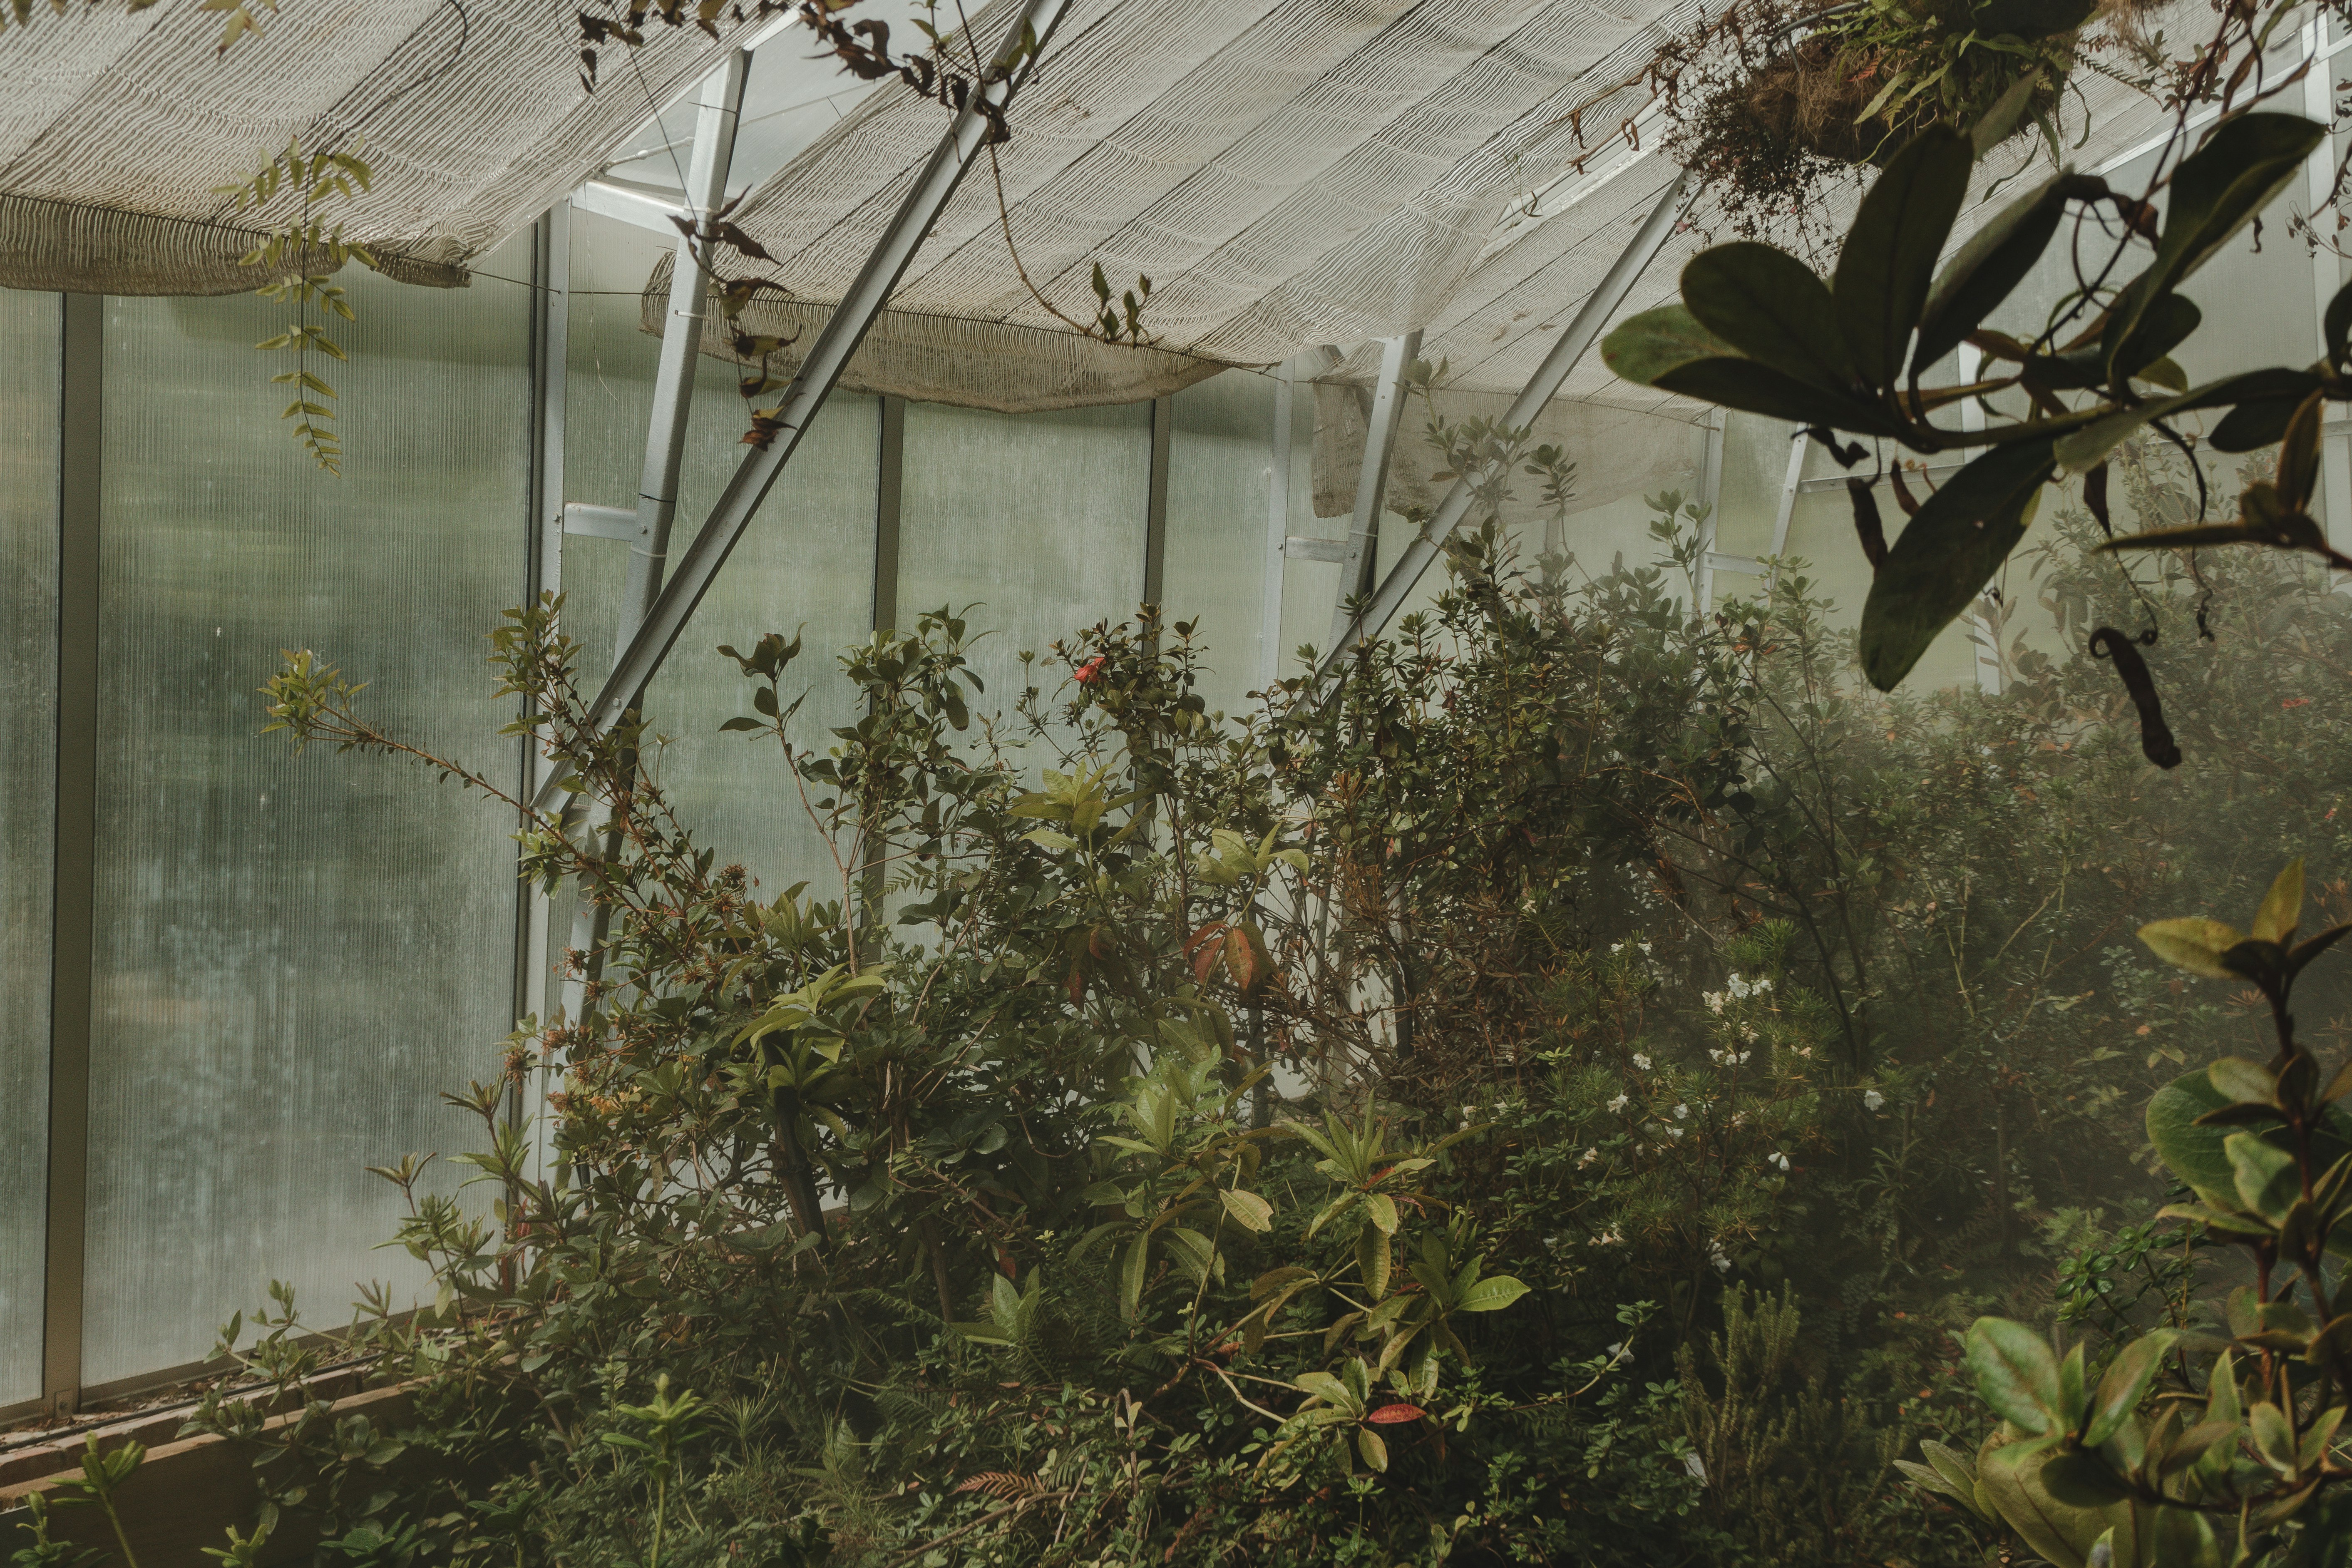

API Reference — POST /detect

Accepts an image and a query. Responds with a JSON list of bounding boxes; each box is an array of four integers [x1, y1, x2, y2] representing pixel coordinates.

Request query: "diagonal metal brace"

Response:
[[1316, 170, 1694, 675], [533, 0, 1074, 816]]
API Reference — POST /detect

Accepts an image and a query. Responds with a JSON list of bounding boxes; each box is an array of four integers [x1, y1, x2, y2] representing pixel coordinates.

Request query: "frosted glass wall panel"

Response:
[[83, 262, 530, 1385], [898, 400, 1151, 761], [564, 215, 879, 898], [1164, 372, 1277, 718], [0, 291, 60, 1405]]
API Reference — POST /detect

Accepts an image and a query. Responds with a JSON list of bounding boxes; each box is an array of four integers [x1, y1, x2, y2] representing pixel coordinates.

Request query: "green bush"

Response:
[[23, 441, 2347, 1567]]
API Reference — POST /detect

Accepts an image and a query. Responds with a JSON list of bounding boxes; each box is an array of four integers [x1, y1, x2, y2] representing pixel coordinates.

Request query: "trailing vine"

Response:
[[216, 141, 380, 475]]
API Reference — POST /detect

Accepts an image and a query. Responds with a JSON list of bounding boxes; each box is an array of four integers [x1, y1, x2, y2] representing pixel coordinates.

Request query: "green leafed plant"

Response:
[[1607, 17, 2348, 736], [1910, 860, 2352, 1563]]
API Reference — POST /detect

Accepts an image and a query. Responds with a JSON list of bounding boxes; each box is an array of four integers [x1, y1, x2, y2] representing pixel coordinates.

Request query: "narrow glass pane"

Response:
[[81, 261, 530, 1387], [0, 290, 61, 1407], [562, 216, 879, 900], [1164, 372, 1275, 720], [897, 400, 1151, 755]]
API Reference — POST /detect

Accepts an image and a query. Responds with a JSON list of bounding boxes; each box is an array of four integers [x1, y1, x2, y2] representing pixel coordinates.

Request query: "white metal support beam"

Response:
[[1325, 331, 1420, 654], [621, 49, 749, 647], [1257, 358, 1294, 690], [2306, 15, 2352, 579], [1694, 407, 1726, 611], [558, 49, 747, 1025], [533, 0, 1075, 816], [519, 202, 569, 1192], [1316, 170, 1694, 676]]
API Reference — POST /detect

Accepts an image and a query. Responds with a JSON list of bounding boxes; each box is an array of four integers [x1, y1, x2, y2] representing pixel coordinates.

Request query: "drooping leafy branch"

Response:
[[1604, 41, 2342, 735]]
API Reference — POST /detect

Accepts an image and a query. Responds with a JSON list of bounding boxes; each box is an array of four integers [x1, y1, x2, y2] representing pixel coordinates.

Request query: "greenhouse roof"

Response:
[[2, 0, 2203, 414]]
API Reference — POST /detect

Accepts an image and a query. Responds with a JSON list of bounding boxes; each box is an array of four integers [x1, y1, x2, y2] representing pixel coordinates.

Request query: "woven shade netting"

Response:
[[0, 0, 728, 293], [663, 0, 2200, 413], [3, 0, 2210, 410]]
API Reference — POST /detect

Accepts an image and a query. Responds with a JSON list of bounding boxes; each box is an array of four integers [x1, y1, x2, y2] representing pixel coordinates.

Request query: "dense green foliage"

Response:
[[10, 441, 2343, 1568]]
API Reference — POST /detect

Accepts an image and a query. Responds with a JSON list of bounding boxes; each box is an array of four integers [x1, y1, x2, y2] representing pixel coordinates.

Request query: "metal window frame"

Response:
[[1315, 171, 1694, 676], [874, 395, 906, 636], [38, 292, 101, 1420], [1144, 393, 1172, 615], [1257, 358, 1296, 690], [1324, 331, 1420, 654], [531, 0, 1075, 817]]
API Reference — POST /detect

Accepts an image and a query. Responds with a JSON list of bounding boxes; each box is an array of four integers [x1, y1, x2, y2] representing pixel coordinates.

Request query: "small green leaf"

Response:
[[2084, 1330, 2178, 1447], [2226, 1132, 2301, 1223], [2208, 1056, 2279, 1109], [2139, 918, 2248, 979], [1454, 1275, 1530, 1313], [1356, 1425, 1388, 1472], [2253, 859, 2306, 944], [1967, 1317, 2064, 1435], [2248, 1400, 2298, 1476], [1219, 1188, 1273, 1233]]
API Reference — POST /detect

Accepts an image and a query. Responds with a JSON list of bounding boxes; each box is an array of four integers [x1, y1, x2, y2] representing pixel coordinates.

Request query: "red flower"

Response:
[[1075, 656, 1106, 684]]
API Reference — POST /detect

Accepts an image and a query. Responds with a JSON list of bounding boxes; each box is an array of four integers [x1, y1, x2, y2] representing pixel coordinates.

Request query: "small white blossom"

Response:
[[1592, 1229, 1623, 1247], [1632, 1053, 1652, 1071], [1664, 1125, 1683, 1140], [1863, 1089, 1886, 1112], [1638, 941, 1653, 956], [1577, 1147, 1599, 1168], [1770, 1151, 1791, 1172], [1708, 1243, 1731, 1274], [1673, 1103, 1689, 1120], [1703, 991, 1727, 1014], [1607, 1093, 1629, 1113]]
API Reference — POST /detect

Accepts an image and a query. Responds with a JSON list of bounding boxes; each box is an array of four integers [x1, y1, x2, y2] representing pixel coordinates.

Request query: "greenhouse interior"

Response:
[[10, 0, 2352, 1562]]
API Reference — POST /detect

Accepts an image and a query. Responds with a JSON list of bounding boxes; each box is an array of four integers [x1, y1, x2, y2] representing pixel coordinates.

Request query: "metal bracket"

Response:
[[571, 178, 689, 237], [562, 502, 639, 540]]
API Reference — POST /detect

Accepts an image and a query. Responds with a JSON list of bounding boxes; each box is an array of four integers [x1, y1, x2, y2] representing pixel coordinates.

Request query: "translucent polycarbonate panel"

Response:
[[563, 213, 880, 900], [1164, 371, 1279, 719], [1709, 412, 1982, 688], [81, 261, 531, 1386], [0, 290, 60, 1406], [897, 399, 1151, 761]]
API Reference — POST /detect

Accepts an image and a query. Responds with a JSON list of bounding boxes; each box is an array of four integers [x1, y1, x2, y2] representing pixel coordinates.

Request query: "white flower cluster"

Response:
[[1707, 1047, 1752, 1066], [1708, 1242, 1731, 1274], [1577, 1147, 1600, 1168], [1607, 1093, 1629, 1113], [1702, 972, 1774, 1015], [1591, 1228, 1624, 1247], [1631, 1053, 1652, 1071]]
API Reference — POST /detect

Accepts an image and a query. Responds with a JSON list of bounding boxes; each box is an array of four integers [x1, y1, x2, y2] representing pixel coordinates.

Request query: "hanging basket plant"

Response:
[[1662, 0, 2150, 231]]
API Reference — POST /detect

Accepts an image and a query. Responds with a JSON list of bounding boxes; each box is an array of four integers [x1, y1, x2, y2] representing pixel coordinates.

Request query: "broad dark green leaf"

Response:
[[2105, 112, 2325, 372], [1600, 303, 1739, 387], [1859, 436, 2054, 689], [1652, 355, 1905, 436], [2039, 1449, 2133, 1506], [1682, 242, 1854, 392], [1915, 174, 2067, 373], [2110, 293, 2202, 384], [1976, 0, 2097, 39], [2330, 278, 2352, 368], [1836, 127, 1973, 388]]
